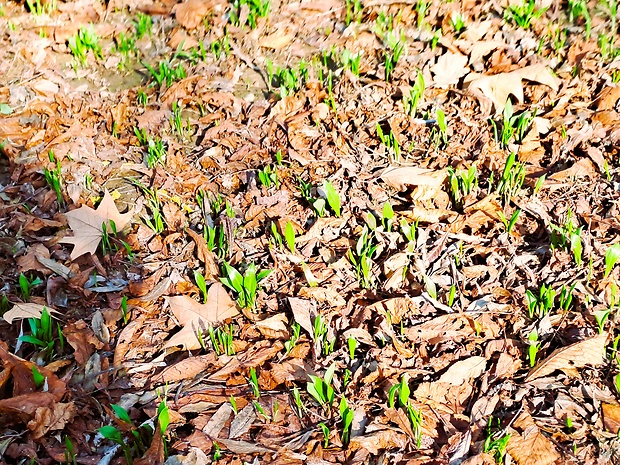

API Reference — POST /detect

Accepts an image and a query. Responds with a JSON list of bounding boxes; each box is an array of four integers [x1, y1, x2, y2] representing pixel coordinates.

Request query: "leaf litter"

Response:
[[1, 0, 620, 464]]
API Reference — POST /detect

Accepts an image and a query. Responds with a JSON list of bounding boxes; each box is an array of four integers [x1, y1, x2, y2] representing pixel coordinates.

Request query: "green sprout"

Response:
[[483, 418, 511, 462], [447, 165, 478, 210], [307, 362, 336, 409], [18, 273, 43, 302], [504, 0, 547, 29], [220, 262, 271, 310], [403, 70, 425, 117], [44, 151, 64, 207], [495, 152, 526, 206], [605, 243, 620, 278], [68, 26, 103, 68], [19, 307, 64, 361], [347, 226, 378, 289], [550, 208, 583, 266]]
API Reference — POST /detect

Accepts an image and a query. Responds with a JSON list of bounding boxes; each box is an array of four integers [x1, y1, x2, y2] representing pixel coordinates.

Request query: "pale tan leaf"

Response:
[[438, 356, 487, 385], [152, 355, 215, 384], [430, 52, 469, 88], [60, 190, 134, 260], [602, 403, 620, 434], [467, 65, 559, 113], [380, 166, 447, 192], [297, 286, 346, 307], [258, 32, 295, 49], [254, 313, 289, 338], [3, 303, 60, 324], [526, 332, 607, 381], [288, 297, 315, 338], [164, 283, 239, 350], [400, 206, 456, 223]]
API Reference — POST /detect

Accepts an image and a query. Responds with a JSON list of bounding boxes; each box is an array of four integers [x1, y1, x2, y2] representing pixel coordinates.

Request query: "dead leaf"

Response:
[[165, 283, 239, 350], [3, 303, 60, 324], [526, 332, 607, 381], [254, 313, 289, 339], [602, 403, 620, 434], [60, 190, 134, 260], [438, 356, 487, 385], [431, 52, 469, 88], [380, 166, 447, 192], [173, 0, 224, 29], [466, 65, 559, 113], [507, 423, 560, 465], [28, 403, 76, 439]]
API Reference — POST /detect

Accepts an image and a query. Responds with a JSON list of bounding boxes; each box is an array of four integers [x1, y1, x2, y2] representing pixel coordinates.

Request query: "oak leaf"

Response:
[[164, 283, 239, 350], [466, 64, 559, 113], [60, 190, 134, 260]]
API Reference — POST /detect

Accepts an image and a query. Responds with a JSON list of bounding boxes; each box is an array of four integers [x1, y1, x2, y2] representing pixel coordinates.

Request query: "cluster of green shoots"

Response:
[[504, 0, 547, 29], [98, 401, 170, 465], [491, 100, 536, 149], [230, 0, 270, 29], [525, 284, 574, 366], [68, 26, 103, 69], [43, 151, 64, 207], [134, 127, 167, 168], [388, 375, 423, 448], [19, 307, 65, 362], [130, 179, 166, 234], [220, 262, 271, 310], [196, 190, 234, 259], [298, 179, 341, 218], [447, 164, 477, 211]]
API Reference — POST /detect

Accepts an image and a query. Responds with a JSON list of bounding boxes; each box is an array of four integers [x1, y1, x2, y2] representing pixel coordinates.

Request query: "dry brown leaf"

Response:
[[173, 0, 224, 29], [526, 332, 607, 381], [380, 166, 447, 192], [185, 228, 219, 279], [349, 428, 409, 454], [602, 403, 620, 434], [164, 283, 239, 350], [254, 313, 289, 338], [430, 52, 469, 88], [466, 65, 559, 113], [60, 190, 134, 260], [64, 320, 105, 365], [438, 356, 487, 385], [550, 157, 597, 181], [258, 32, 295, 49], [153, 355, 215, 384], [28, 403, 76, 439], [288, 297, 315, 337], [507, 425, 560, 465], [3, 303, 60, 324], [400, 206, 456, 223], [297, 286, 346, 307]]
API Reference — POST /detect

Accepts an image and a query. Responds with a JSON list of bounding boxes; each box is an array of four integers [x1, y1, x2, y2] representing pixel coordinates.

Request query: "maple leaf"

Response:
[[60, 190, 134, 260], [164, 282, 239, 350]]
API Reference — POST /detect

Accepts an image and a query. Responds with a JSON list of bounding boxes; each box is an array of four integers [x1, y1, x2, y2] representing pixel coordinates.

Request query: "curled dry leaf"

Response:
[[526, 332, 607, 382], [60, 189, 134, 260]]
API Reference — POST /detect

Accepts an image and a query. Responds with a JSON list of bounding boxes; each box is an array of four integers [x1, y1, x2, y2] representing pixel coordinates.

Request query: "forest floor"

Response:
[[1, 0, 620, 464]]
